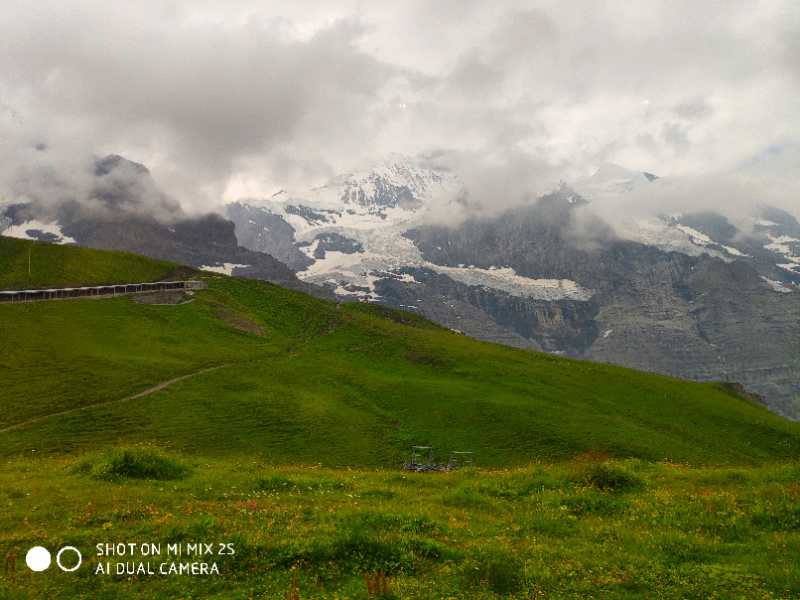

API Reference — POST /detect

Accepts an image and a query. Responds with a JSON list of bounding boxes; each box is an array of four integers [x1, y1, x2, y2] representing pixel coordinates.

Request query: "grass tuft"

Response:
[[74, 446, 189, 481], [578, 462, 644, 492], [463, 549, 525, 595]]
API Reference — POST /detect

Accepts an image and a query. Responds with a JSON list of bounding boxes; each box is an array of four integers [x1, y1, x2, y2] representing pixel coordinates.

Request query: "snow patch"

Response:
[[299, 249, 367, 279], [721, 244, 749, 257], [433, 265, 593, 301], [675, 224, 714, 246], [765, 234, 800, 255], [615, 218, 751, 260], [2, 220, 76, 244], [200, 263, 250, 276], [765, 235, 800, 273], [760, 276, 793, 293], [396, 273, 418, 284], [615, 218, 732, 261]]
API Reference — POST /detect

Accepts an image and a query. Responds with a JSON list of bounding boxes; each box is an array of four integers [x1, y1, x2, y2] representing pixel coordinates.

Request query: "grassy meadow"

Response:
[[0, 451, 798, 599], [1, 258, 798, 465], [1, 236, 799, 598], [0, 237, 179, 291]]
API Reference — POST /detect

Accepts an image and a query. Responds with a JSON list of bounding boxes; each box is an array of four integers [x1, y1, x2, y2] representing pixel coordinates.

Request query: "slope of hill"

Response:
[[0, 236, 180, 290], [1, 241, 799, 466], [225, 158, 800, 419]]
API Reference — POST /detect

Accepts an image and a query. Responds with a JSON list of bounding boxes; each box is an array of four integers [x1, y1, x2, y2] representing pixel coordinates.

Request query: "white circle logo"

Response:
[[25, 546, 51, 572], [56, 546, 82, 572]]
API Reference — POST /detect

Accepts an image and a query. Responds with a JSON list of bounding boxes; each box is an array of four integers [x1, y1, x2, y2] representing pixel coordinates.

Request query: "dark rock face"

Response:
[[676, 212, 738, 242], [405, 191, 688, 295], [0, 156, 328, 297], [375, 267, 599, 354], [406, 195, 800, 419], [342, 177, 420, 209], [60, 212, 302, 288], [226, 201, 312, 270], [93, 154, 150, 177], [285, 204, 339, 224], [372, 269, 543, 350], [310, 233, 363, 258]]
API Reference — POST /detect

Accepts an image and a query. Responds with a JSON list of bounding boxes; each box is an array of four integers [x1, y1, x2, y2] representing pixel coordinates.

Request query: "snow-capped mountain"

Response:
[[230, 159, 798, 304], [576, 163, 800, 287], [574, 162, 657, 200], [229, 156, 445, 295], [0, 155, 316, 294], [228, 156, 594, 305], [228, 155, 460, 271], [227, 156, 800, 419], [2, 153, 797, 417]]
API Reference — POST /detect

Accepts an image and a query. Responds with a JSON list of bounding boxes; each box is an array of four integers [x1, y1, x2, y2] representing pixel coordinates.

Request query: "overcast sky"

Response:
[[0, 0, 798, 215]]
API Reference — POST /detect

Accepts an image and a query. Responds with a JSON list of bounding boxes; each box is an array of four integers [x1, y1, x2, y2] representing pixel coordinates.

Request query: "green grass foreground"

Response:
[[0, 452, 798, 599]]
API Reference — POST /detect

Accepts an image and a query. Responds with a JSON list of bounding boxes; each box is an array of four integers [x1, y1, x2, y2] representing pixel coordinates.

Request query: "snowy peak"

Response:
[[575, 162, 655, 200], [305, 154, 458, 212], [233, 155, 462, 240]]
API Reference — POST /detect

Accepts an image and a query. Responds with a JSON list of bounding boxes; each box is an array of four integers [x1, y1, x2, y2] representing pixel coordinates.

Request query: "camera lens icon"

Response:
[[25, 546, 82, 572], [25, 546, 51, 572], [57, 546, 82, 572]]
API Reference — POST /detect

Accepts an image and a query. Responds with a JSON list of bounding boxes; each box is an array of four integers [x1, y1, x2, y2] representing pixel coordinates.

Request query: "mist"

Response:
[[0, 0, 798, 224]]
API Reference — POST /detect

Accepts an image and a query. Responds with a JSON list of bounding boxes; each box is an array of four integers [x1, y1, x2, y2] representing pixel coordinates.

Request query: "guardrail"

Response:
[[0, 280, 207, 304]]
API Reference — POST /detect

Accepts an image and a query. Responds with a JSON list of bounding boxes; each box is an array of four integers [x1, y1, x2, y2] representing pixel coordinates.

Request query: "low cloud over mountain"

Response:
[[0, 1, 798, 223]]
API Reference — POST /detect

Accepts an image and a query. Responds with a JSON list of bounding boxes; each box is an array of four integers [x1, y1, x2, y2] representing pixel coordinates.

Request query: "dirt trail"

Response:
[[0, 365, 226, 434]]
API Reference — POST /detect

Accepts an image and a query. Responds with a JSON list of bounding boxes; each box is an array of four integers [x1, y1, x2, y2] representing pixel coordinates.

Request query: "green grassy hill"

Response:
[[0, 236, 179, 290], [1, 237, 798, 466], [2, 238, 800, 599]]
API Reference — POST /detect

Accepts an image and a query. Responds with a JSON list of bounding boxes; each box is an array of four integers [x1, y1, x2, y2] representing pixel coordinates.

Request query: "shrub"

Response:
[[331, 532, 411, 574], [579, 463, 643, 492], [463, 549, 524, 595], [750, 506, 800, 531], [401, 537, 460, 561], [76, 447, 189, 481]]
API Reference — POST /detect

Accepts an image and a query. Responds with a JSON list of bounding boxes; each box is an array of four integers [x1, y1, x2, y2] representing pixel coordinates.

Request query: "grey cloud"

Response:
[[674, 98, 713, 121], [661, 123, 691, 154], [0, 0, 797, 224], [0, 4, 398, 211]]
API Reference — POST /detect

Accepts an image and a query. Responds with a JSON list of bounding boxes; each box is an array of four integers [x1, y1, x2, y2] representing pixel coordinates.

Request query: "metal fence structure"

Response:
[[404, 446, 474, 472], [0, 280, 207, 304]]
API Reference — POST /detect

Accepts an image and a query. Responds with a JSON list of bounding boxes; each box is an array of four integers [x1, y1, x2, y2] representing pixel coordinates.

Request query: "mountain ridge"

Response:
[[223, 157, 800, 418], [2, 153, 798, 417], [2, 235, 799, 465]]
